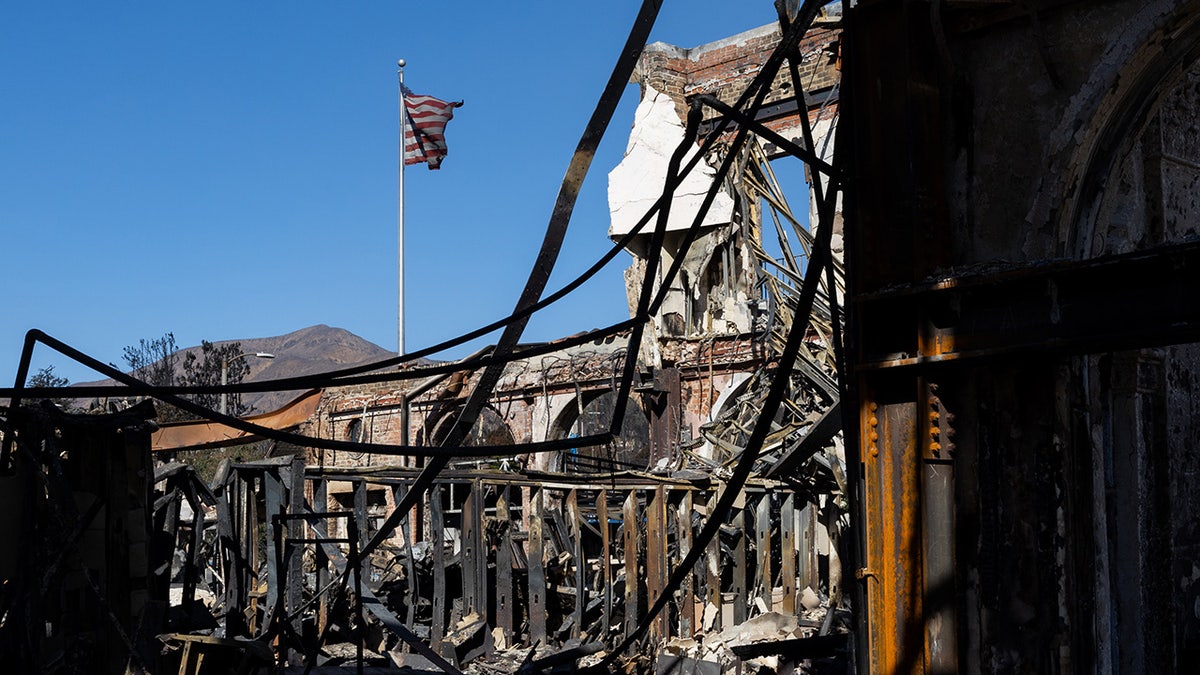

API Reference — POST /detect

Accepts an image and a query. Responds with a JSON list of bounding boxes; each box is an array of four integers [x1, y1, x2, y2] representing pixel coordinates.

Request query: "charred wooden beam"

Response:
[[528, 486, 548, 645]]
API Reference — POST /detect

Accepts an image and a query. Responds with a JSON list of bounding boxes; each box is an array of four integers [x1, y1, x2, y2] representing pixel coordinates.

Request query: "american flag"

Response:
[[402, 86, 463, 170]]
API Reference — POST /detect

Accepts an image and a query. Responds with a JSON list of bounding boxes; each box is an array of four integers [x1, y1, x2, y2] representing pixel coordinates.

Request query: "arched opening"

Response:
[[550, 390, 651, 473], [420, 404, 515, 448], [346, 418, 364, 444], [1056, 14, 1200, 665]]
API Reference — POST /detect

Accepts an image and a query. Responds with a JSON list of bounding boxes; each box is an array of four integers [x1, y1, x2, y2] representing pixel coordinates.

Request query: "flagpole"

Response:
[[397, 58, 407, 356]]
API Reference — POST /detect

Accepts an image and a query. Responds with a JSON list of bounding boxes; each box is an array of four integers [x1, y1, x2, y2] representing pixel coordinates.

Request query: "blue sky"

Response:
[[1, 2, 785, 385]]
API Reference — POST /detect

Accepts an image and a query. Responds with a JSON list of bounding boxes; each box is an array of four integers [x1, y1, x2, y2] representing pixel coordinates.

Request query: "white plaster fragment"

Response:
[[607, 85, 734, 238]]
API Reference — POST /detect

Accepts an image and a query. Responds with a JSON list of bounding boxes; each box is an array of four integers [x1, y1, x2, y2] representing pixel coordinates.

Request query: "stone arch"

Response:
[[549, 389, 651, 473], [418, 403, 515, 448], [1044, 0, 1200, 257], [346, 417, 364, 444], [1044, 6, 1200, 662]]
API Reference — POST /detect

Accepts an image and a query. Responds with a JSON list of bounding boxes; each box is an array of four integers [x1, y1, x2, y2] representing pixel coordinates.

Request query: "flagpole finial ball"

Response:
[[397, 59, 406, 68]]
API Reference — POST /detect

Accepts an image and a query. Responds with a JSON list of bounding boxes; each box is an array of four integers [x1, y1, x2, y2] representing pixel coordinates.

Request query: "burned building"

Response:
[[4, 1, 1200, 673]]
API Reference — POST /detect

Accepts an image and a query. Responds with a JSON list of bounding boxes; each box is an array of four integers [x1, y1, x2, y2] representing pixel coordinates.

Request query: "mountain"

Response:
[[76, 325, 395, 414], [220, 324, 396, 411]]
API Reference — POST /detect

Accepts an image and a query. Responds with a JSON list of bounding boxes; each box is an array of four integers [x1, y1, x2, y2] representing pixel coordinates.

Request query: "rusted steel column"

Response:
[[781, 493, 797, 614], [566, 489, 585, 639], [622, 491, 639, 641], [496, 487, 514, 645], [755, 493, 772, 612], [861, 383, 924, 675], [431, 483, 446, 647], [596, 490, 612, 639], [529, 486, 548, 645]]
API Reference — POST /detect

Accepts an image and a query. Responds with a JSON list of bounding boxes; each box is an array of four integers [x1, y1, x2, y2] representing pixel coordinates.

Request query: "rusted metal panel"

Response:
[[922, 460, 957, 674], [566, 489, 585, 640], [596, 489, 612, 640]]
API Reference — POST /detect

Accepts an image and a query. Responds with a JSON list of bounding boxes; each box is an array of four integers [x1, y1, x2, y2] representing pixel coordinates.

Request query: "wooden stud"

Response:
[[496, 487, 514, 645], [529, 486, 547, 645], [676, 491, 695, 637], [646, 486, 669, 641], [463, 483, 481, 616], [623, 491, 639, 641], [756, 493, 772, 612], [314, 478, 330, 636], [566, 489, 584, 640], [732, 508, 747, 625], [705, 490, 722, 632], [431, 483, 446, 646], [596, 489, 611, 640], [799, 500, 818, 594], [781, 493, 797, 614]]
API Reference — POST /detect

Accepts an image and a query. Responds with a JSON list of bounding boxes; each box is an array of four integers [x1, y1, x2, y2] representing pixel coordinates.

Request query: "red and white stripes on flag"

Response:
[[403, 86, 463, 170]]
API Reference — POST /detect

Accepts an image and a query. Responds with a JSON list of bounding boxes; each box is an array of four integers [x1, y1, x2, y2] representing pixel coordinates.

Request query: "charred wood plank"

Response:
[[623, 491, 639, 642], [314, 478, 330, 636], [529, 486, 548, 645], [262, 468, 284, 632], [755, 494, 772, 612], [675, 490, 695, 638], [596, 489, 612, 640], [781, 493, 797, 614], [463, 482, 482, 616], [705, 491, 721, 632], [496, 487, 514, 645], [731, 508, 747, 625], [566, 489, 584, 640], [432, 483, 446, 647], [646, 486, 669, 641]]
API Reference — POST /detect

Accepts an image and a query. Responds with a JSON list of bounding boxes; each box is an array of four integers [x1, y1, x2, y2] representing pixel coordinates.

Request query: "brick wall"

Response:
[[638, 23, 840, 120]]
